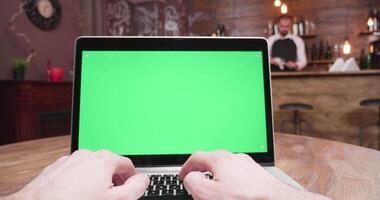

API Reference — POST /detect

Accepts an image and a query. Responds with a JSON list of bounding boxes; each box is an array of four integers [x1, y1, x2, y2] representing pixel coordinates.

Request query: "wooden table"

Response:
[[1, 134, 379, 199]]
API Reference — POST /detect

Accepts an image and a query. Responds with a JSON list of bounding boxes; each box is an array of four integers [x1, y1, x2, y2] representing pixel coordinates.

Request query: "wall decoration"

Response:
[[135, 3, 160, 36], [23, 0, 62, 31], [105, 0, 132, 36], [6, 2, 36, 63], [163, 5, 180, 36]]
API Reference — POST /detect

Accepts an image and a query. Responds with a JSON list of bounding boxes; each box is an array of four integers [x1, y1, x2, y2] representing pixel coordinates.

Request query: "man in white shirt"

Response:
[[268, 14, 307, 71]]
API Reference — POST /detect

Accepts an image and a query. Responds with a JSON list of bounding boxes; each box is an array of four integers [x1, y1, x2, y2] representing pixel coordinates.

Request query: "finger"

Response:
[[179, 151, 216, 180], [97, 150, 137, 178], [110, 173, 149, 200], [183, 171, 219, 200], [235, 153, 254, 164]]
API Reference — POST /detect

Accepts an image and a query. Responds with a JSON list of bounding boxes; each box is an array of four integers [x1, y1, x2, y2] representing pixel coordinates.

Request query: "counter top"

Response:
[[271, 69, 380, 77]]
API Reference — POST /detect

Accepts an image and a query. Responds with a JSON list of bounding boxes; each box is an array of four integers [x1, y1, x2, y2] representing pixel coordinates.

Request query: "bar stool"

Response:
[[358, 98, 380, 150], [280, 103, 313, 136]]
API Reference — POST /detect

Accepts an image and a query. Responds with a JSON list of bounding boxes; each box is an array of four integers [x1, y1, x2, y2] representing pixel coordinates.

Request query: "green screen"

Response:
[[78, 51, 268, 155]]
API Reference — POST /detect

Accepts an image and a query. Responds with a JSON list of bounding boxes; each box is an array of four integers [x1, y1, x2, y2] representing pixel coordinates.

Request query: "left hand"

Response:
[[5, 149, 149, 200]]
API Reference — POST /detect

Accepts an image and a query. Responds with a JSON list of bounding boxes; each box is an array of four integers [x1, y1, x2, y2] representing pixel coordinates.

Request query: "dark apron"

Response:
[[271, 38, 297, 72]]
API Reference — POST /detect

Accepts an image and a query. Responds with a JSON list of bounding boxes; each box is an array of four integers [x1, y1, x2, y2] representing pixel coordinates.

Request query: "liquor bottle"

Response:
[[292, 17, 299, 35], [215, 25, 221, 36], [366, 54, 372, 69], [359, 48, 366, 69], [325, 41, 332, 60], [219, 24, 225, 36], [311, 42, 317, 61], [298, 17, 305, 36], [304, 20, 310, 35], [305, 44, 309, 60], [318, 40, 325, 60], [373, 9, 379, 31], [274, 24, 279, 35], [268, 21, 274, 35], [368, 10, 375, 32], [333, 44, 340, 59]]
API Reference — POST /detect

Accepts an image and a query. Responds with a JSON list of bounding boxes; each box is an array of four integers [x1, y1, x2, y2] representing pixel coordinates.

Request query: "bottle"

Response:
[[215, 25, 221, 36], [311, 42, 317, 61], [368, 10, 375, 32], [325, 41, 332, 60], [366, 54, 372, 69], [305, 44, 310, 60], [268, 21, 274, 35], [333, 44, 339, 58], [304, 19, 310, 35], [318, 40, 325, 60], [292, 18, 299, 35], [274, 24, 279, 35], [359, 48, 366, 69], [298, 17, 305, 36], [219, 24, 225, 36], [373, 9, 379, 31]]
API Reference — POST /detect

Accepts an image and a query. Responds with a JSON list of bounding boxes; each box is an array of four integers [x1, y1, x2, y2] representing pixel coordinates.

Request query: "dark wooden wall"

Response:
[[192, 0, 380, 59], [102, 0, 380, 58]]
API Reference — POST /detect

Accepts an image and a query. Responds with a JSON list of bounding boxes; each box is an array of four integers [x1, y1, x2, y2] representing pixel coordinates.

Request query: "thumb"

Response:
[[183, 171, 218, 200], [110, 173, 149, 200]]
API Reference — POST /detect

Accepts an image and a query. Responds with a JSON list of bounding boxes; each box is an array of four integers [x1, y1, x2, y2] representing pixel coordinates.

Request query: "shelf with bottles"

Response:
[[266, 16, 316, 38], [306, 39, 335, 67], [360, 9, 380, 36], [307, 60, 334, 65], [359, 31, 380, 36], [300, 34, 317, 39]]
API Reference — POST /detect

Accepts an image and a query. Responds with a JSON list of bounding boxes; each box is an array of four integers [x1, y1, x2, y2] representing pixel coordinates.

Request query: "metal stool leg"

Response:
[[281, 120, 293, 133], [359, 124, 377, 146], [294, 110, 299, 135], [299, 119, 313, 136]]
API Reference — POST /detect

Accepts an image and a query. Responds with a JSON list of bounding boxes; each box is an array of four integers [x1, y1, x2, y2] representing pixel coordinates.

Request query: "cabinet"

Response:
[[0, 81, 72, 144]]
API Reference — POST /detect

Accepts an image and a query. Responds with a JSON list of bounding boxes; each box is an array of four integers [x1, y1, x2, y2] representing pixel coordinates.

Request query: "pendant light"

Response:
[[281, 3, 288, 14], [274, 0, 281, 7], [343, 37, 351, 55]]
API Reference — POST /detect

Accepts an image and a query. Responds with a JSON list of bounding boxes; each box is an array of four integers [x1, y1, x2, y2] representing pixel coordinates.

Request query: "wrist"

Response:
[[271, 183, 330, 200], [2, 191, 24, 200]]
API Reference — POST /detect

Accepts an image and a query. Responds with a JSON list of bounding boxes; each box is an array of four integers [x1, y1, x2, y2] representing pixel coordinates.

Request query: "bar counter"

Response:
[[271, 69, 380, 147]]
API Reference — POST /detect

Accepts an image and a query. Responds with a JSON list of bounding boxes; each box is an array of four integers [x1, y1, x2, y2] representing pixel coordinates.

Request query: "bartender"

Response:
[[268, 14, 307, 71]]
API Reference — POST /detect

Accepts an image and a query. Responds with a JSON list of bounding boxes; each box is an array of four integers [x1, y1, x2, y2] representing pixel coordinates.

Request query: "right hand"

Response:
[[179, 150, 330, 200]]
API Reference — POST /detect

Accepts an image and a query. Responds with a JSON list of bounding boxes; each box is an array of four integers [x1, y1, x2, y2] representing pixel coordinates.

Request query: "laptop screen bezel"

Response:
[[71, 37, 275, 166]]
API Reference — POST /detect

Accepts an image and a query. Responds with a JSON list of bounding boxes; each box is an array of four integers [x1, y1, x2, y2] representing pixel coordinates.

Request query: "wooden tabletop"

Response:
[[0, 133, 379, 199]]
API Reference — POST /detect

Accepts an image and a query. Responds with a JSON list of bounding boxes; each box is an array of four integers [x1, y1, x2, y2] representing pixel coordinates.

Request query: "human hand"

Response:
[[285, 61, 299, 70], [270, 57, 280, 65], [179, 150, 329, 200], [6, 150, 149, 200]]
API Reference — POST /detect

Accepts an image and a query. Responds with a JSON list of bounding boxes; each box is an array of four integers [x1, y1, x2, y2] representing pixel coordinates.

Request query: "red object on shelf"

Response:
[[48, 67, 64, 82], [47, 59, 64, 82]]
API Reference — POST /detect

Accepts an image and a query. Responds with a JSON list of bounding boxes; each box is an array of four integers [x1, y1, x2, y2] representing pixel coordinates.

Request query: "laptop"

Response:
[[71, 36, 303, 199]]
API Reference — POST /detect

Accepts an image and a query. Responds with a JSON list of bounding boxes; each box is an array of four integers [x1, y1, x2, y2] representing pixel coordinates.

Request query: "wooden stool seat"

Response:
[[279, 103, 313, 111]]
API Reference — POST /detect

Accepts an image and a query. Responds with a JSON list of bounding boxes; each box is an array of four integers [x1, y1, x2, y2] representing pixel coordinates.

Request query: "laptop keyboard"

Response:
[[144, 174, 187, 197]]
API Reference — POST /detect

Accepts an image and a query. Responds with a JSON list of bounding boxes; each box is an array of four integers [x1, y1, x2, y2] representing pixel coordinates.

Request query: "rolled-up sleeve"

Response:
[[294, 37, 307, 70]]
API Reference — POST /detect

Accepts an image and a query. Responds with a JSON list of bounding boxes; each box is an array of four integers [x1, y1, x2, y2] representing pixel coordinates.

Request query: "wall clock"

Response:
[[23, 0, 62, 31]]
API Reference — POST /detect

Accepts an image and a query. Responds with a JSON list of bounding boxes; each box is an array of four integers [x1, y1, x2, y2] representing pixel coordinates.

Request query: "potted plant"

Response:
[[11, 58, 29, 80]]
